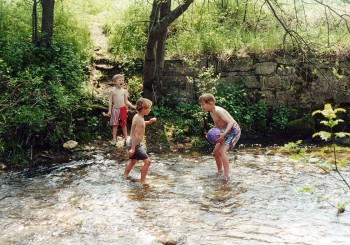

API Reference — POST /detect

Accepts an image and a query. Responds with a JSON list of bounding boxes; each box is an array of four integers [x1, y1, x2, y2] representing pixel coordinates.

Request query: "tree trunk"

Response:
[[155, 1, 170, 89], [143, 0, 193, 102], [32, 0, 39, 45], [40, 0, 55, 48]]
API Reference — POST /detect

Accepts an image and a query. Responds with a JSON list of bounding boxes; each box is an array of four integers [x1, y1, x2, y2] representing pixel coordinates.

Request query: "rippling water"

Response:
[[1, 147, 350, 244]]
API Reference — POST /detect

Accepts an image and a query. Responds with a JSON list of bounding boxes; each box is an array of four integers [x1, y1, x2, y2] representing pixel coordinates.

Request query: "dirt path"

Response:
[[87, 21, 118, 99], [87, 21, 126, 148], [89, 21, 110, 61]]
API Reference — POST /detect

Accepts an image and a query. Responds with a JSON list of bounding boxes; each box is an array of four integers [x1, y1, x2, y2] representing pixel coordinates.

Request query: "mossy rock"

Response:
[[285, 116, 316, 137]]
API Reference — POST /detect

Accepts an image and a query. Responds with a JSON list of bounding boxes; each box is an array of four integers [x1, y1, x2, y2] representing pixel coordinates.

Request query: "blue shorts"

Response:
[[126, 137, 148, 160], [222, 123, 241, 148]]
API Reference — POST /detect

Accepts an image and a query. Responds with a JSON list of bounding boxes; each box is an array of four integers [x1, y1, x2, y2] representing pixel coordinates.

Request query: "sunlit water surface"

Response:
[[1, 147, 350, 244]]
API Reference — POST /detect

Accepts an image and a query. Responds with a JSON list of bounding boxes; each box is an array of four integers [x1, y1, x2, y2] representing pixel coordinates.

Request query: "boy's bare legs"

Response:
[[213, 144, 223, 173], [213, 144, 230, 178], [220, 145, 230, 177], [112, 125, 118, 142], [124, 159, 137, 177], [121, 126, 128, 140], [140, 158, 151, 183]]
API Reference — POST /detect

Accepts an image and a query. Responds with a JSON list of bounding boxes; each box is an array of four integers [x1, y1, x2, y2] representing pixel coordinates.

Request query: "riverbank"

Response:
[[1, 132, 348, 173]]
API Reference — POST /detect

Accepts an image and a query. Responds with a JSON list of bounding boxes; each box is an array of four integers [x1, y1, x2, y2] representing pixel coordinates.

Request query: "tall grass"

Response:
[[104, 0, 350, 60], [105, 2, 150, 61]]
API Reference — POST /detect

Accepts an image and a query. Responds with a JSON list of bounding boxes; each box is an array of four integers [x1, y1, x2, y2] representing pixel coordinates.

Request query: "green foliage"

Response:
[[214, 77, 267, 132], [190, 136, 209, 149], [154, 70, 289, 145], [312, 103, 350, 190], [103, 0, 350, 59], [0, 44, 88, 165], [152, 99, 205, 143], [126, 76, 143, 103], [106, 3, 149, 61], [279, 140, 306, 156], [187, 64, 221, 96], [297, 185, 314, 193], [337, 201, 349, 210], [312, 104, 350, 141], [54, 4, 92, 61], [270, 105, 291, 130], [0, 0, 98, 167]]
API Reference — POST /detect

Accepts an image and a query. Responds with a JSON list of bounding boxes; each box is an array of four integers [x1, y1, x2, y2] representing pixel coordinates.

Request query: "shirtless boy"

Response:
[[199, 93, 241, 181], [107, 74, 136, 145], [124, 98, 156, 183]]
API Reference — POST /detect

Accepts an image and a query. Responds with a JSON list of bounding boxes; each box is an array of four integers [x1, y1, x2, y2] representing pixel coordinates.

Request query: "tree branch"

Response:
[[265, 0, 315, 55]]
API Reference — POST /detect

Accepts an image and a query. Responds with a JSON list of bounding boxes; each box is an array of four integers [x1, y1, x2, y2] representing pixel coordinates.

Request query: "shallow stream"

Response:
[[1, 147, 350, 244]]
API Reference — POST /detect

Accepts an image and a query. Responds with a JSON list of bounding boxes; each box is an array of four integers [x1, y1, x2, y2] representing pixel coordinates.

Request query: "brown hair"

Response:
[[112, 74, 124, 81], [136, 98, 153, 112], [198, 93, 215, 104]]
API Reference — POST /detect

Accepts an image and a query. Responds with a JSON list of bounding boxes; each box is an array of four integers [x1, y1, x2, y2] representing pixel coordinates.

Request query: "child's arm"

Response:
[[128, 120, 143, 157], [145, 117, 157, 125], [128, 137, 138, 157], [107, 91, 113, 117], [216, 109, 234, 142], [126, 100, 136, 110], [124, 90, 136, 110]]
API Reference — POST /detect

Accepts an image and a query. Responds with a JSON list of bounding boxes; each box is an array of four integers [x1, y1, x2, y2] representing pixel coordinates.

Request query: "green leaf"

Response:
[[335, 132, 350, 138], [312, 131, 331, 141]]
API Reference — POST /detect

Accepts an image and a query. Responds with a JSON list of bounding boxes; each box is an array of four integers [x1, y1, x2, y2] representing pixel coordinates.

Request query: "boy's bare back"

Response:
[[210, 106, 235, 129]]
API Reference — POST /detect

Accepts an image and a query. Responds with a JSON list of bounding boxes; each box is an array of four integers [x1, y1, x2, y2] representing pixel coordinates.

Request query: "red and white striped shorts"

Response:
[[110, 106, 127, 127]]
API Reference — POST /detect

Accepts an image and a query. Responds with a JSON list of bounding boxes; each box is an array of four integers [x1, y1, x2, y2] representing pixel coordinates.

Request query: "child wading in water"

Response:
[[107, 74, 136, 146], [124, 98, 156, 183], [199, 93, 241, 181]]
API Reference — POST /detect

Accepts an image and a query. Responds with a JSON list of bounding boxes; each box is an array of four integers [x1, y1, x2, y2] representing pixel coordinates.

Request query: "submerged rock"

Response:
[[63, 140, 78, 150]]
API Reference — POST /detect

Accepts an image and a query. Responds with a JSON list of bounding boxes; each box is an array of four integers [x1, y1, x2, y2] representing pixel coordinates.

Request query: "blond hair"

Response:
[[112, 74, 124, 81], [136, 98, 153, 112], [198, 93, 216, 104]]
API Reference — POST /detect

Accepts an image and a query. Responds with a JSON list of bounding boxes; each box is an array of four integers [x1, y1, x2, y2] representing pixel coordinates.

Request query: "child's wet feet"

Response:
[[216, 170, 223, 176], [217, 175, 230, 182]]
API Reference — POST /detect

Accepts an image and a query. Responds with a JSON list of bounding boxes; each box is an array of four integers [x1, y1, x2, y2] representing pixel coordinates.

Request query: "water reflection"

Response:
[[1, 147, 350, 244]]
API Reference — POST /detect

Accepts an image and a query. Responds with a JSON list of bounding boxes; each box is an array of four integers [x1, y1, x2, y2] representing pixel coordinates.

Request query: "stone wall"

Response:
[[162, 55, 350, 111]]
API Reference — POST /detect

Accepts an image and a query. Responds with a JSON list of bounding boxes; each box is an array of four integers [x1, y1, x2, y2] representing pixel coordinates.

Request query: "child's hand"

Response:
[[107, 111, 111, 117], [128, 149, 135, 157], [204, 132, 211, 143], [149, 117, 157, 123], [216, 133, 225, 143]]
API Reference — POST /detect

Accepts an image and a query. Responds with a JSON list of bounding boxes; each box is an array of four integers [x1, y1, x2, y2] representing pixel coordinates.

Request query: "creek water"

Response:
[[1, 146, 350, 245]]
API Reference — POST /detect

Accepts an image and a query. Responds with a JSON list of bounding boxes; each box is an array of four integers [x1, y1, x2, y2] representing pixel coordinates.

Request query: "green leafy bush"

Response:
[[152, 99, 205, 143], [126, 76, 143, 103], [215, 77, 268, 132], [279, 140, 306, 156], [106, 3, 149, 61], [270, 105, 291, 130], [0, 1, 96, 167]]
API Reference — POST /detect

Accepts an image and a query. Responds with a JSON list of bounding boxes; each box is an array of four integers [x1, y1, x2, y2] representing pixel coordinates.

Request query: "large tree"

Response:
[[143, 0, 194, 101], [32, 0, 55, 47]]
